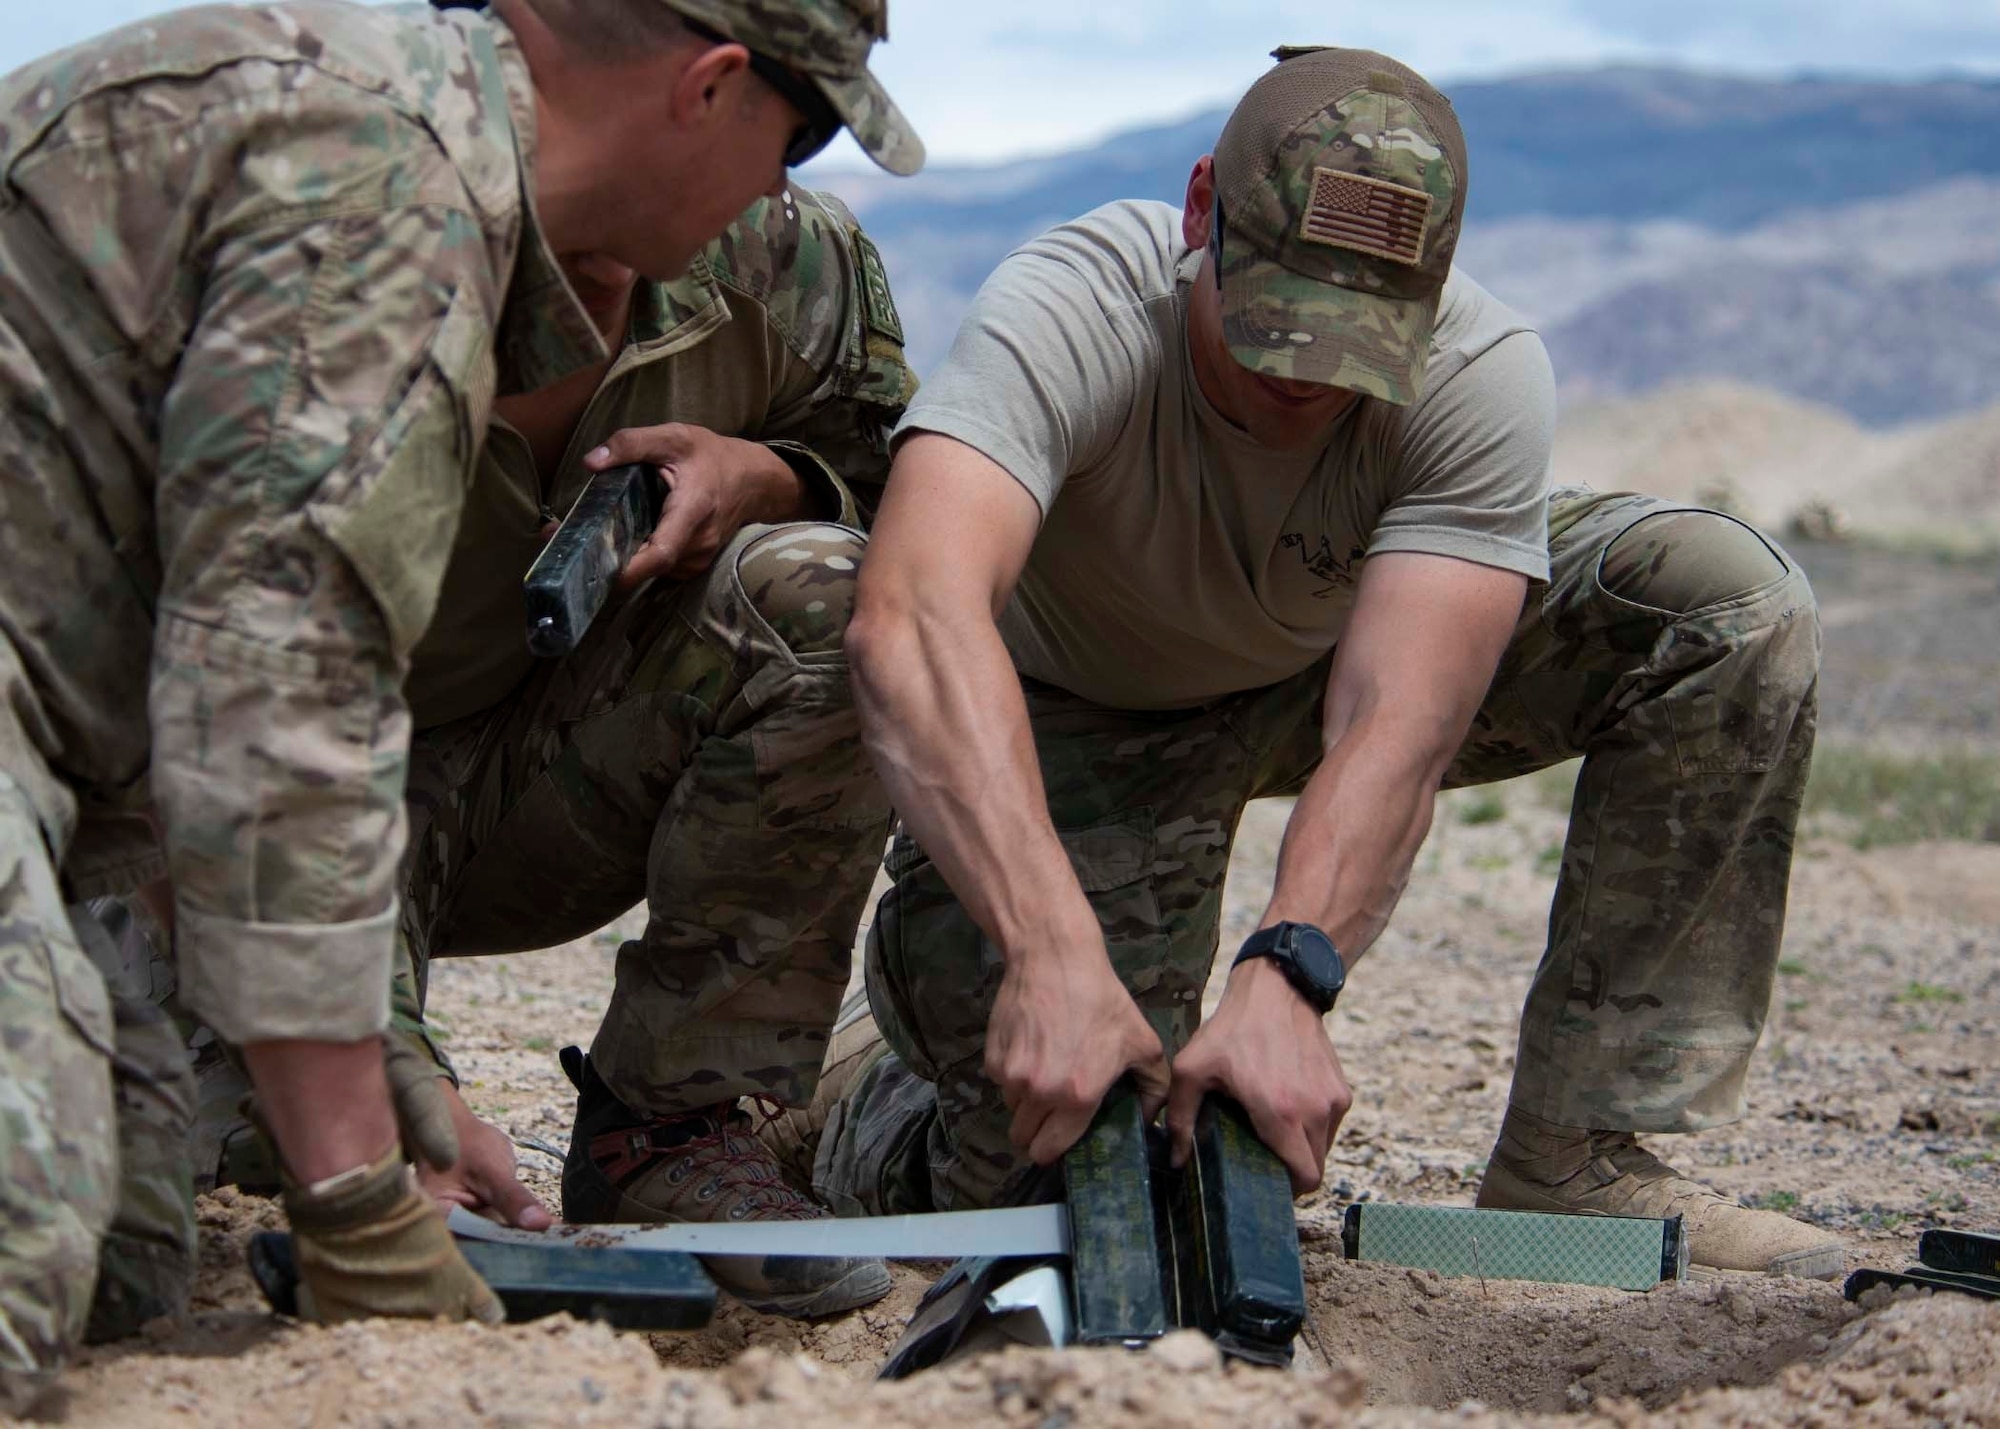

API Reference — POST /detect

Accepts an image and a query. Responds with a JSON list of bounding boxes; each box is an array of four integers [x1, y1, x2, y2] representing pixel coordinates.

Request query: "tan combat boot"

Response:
[[560, 1046, 891, 1319], [758, 990, 893, 1189], [1476, 1104, 1847, 1279]]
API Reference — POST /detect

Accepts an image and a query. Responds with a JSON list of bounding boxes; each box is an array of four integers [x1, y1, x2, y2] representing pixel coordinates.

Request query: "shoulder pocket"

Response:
[[841, 225, 918, 414], [849, 229, 903, 348], [307, 282, 495, 660]]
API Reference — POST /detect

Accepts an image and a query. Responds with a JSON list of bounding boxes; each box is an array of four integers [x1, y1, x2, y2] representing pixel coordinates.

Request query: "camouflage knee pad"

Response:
[[1597, 509, 1791, 617], [734, 522, 865, 658]]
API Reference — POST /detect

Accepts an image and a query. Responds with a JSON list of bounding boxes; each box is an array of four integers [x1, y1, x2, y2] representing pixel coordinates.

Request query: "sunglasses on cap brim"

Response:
[[684, 19, 844, 168]]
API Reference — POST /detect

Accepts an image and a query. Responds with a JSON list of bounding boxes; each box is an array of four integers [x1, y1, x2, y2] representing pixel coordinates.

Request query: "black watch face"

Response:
[[1292, 925, 1347, 999]]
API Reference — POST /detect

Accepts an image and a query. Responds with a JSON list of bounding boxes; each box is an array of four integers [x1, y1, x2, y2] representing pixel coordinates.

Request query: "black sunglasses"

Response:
[[685, 20, 843, 167]]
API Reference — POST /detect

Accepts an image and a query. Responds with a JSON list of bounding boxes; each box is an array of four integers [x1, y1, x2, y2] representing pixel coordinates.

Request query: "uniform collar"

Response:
[[486, 16, 611, 397], [622, 258, 730, 357]]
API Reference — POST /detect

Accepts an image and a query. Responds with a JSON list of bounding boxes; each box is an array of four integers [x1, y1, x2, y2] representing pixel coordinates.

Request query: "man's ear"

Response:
[[1182, 156, 1217, 249], [670, 40, 753, 128]]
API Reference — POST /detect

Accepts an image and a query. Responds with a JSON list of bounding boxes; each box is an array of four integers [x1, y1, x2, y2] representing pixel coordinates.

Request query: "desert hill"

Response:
[[1553, 381, 2000, 540]]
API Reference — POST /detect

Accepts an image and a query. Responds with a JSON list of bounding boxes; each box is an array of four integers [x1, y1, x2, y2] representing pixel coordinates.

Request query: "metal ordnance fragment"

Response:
[[1844, 1228, 2000, 1304], [522, 463, 664, 658]]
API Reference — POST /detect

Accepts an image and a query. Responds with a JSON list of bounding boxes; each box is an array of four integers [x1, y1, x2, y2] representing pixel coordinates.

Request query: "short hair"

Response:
[[520, 0, 695, 59]]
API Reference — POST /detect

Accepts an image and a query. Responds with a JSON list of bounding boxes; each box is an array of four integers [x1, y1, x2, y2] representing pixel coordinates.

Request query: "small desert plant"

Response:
[[1458, 791, 1507, 826], [1805, 747, 2000, 848]]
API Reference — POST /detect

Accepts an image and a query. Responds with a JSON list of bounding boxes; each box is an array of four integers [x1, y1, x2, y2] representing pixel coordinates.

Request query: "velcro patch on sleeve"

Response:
[[850, 228, 905, 347], [1298, 168, 1431, 266]]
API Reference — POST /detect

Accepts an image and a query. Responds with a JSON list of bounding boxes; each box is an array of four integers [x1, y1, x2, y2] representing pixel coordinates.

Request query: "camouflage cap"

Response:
[[667, 0, 924, 175], [1213, 46, 1466, 404]]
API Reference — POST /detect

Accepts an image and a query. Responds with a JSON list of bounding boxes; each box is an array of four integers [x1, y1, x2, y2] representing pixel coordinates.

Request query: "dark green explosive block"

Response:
[[523, 462, 664, 657], [247, 1231, 717, 1330], [1342, 1203, 1687, 1290], [1062, 1083, 1172, 1346], [1171, 1099, 1307, 1362]]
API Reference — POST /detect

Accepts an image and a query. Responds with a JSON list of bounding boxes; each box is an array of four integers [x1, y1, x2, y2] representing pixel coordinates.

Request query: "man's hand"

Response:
[[987, 947, 1171, 1166], [247, 1039, 504, 1324], [286, 1146, 504, 1326], [582, 424, 809, 586], [1164, 956, 1351, 1194], [415, 1081, 554, 1231]]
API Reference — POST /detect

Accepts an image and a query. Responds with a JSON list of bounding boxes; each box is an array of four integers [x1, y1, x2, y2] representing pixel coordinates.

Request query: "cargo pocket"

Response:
[[0, 782, 116, 1061], [865, 813, 1167, 1083]]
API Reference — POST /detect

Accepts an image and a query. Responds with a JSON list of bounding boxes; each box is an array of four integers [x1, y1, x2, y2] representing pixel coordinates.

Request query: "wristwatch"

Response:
[[1233, 921, 1347, 1014]]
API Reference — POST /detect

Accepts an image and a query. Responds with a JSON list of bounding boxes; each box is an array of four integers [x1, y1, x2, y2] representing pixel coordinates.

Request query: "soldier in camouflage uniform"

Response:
[[132, 186, 918, 1317], [804, 47, 1846, 1281], [0, 0, 919, 1409]]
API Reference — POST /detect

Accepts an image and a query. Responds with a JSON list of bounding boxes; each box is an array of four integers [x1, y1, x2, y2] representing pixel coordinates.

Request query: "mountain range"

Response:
[[808, 66, 2000, 426]]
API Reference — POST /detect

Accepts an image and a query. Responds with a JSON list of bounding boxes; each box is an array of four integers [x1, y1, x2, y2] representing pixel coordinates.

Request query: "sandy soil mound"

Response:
[[47, 1288, 2000, 1427]]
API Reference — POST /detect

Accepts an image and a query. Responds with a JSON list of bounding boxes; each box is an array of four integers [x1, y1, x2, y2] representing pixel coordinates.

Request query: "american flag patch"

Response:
[[1298, 168, 1431, 266]]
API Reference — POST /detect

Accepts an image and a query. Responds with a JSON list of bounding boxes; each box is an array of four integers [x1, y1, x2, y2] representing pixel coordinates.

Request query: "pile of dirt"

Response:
[[49, 1290, 2000, 1427], [1301, 1256, 1856, 1413]]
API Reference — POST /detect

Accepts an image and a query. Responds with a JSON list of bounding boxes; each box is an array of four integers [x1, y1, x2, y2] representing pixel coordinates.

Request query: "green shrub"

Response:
[[1805, 747, 2000, 847], [1458, 791, 1507, 826]]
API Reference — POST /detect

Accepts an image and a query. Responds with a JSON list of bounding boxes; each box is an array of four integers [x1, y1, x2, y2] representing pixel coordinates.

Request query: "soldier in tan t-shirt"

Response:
[[801, 46, 1846, 1281]]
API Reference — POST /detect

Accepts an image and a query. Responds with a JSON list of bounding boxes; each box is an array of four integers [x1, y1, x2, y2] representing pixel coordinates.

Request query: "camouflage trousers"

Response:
[[396, 520, 891, 1115], [0, 657, 195, 1407], [822, 489, 1822, 1214]]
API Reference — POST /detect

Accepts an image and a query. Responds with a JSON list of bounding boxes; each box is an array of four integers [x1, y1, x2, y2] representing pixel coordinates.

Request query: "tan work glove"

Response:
[[283, 1145, 503, 1325], [382, 1031, 460, 1174]]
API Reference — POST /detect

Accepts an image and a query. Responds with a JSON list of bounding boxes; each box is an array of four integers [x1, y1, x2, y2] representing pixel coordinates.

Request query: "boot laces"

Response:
[[1588, 1131, 1729, 1221], [671, 1098, 819, 1222]]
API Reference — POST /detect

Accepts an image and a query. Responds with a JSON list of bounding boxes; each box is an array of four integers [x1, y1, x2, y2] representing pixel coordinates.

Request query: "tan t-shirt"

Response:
[[897, 200, 1556, 710]]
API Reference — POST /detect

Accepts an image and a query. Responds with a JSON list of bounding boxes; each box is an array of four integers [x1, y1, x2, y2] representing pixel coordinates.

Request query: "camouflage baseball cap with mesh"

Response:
[[668, 0, 923, 175], [1214, 46, 1467, 404]]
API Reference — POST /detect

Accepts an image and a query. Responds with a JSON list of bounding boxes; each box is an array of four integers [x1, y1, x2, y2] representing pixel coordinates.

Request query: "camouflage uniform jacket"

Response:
[[407, 185, 917, 729], [0, 2, 604, 1046]]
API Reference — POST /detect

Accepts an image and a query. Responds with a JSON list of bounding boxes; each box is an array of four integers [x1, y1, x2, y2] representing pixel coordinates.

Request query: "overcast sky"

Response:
[[8, 0, 1999, 165]]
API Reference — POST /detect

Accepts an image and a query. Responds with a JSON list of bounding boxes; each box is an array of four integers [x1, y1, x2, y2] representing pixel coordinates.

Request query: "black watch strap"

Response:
[[1234, 921, 1346, 1014]]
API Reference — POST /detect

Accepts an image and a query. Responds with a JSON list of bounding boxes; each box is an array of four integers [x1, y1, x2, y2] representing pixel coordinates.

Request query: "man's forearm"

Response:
[[848, 598, 1098, 965], [1259, 708, 1453, 966], [243, 1040, 398, 1184], [1256, 553, 1527, 966]]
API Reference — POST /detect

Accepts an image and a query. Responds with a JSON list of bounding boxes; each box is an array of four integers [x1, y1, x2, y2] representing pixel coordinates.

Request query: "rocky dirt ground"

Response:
[[34, 538, 2000, 1426]]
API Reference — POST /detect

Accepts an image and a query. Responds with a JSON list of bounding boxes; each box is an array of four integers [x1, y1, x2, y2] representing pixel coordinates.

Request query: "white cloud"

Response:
[[5, 0, 1995, 167]]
